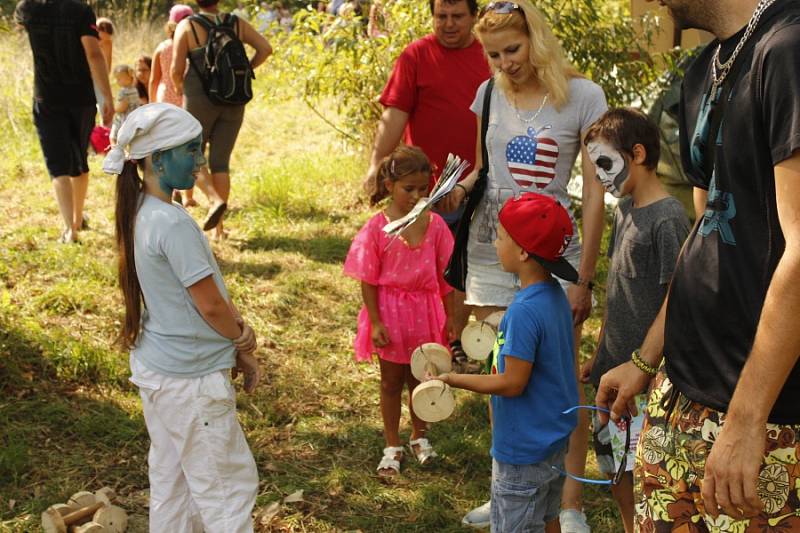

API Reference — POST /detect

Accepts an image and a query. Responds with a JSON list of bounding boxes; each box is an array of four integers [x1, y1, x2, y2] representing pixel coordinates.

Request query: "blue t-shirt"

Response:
[[490, 279, 578, 464]]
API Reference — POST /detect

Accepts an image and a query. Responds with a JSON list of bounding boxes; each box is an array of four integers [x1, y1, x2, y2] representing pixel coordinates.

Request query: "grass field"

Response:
[[0, 20, 621, 533]]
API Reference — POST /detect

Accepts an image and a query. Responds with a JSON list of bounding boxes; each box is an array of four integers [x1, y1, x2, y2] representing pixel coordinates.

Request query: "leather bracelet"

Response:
[[454, 183, 469, 198], [631, 349, 658, 377]]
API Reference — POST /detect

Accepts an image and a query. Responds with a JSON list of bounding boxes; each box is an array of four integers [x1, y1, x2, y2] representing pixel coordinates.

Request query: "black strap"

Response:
[[187, 15, 212, 80], [702, 49, 749, 181], [466, 77, 494, 209]]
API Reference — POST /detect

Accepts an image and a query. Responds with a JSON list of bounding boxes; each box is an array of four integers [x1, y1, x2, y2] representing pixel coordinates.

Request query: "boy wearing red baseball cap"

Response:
[[433, 192, 579, 532]]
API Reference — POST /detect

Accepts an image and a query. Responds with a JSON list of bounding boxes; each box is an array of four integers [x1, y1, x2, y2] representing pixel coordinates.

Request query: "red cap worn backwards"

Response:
[[498, 192, 578, 282]]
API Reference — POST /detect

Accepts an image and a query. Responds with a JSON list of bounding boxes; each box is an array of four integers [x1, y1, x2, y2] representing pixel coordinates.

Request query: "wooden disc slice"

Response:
[[460, 321, 495, 361], [412, 380, 455, 422], [410, 343, 452, 382], [73, 523, 105, 533], [93, 505, 128, 533], [67, 491, 96, 509], [485, 311, 505, 328]]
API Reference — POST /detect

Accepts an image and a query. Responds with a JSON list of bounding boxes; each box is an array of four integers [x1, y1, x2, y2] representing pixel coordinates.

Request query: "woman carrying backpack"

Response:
[[172, 0, 272, 239]]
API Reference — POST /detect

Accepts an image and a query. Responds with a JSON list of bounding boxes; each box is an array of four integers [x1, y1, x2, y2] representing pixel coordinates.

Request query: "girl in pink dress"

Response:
[[344, 146, 455, 477]]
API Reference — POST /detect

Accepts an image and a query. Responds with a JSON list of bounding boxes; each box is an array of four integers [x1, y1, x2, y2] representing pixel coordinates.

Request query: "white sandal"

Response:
[[409, 437, 438, 465], [377, 446, 404, 477]]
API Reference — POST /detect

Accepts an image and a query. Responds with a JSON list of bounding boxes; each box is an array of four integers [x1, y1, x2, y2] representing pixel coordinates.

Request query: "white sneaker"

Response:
[[559, 509, 591, 533], [462, 500, 491, 529]]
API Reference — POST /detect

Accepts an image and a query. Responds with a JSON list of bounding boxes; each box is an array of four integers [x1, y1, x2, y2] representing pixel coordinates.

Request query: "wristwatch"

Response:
[[574, 278, 594, 291]]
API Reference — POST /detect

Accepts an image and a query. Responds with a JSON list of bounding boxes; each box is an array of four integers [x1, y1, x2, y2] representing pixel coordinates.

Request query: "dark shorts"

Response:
[[184, 93, 244, 174], [33, 101, 95, 178]]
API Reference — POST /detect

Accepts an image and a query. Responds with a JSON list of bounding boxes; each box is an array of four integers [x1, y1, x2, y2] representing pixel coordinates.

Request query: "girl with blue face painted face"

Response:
[[151, 133, 205, 196], [104, 103, 263, 532]]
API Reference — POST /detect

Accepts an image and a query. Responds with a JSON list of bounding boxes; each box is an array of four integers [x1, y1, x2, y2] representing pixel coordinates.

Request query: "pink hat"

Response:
[[169, 4, 193, 23]]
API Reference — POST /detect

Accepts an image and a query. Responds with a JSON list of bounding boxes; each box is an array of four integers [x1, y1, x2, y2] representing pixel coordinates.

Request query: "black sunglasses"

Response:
[[551, 405, 631, 486], [480, 1, 523, 17]]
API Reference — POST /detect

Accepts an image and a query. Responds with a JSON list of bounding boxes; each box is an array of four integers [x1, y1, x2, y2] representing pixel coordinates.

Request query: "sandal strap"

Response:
[[377, 446, 404, 473], [409, 438, 432, 450], [409, 438, 438, 464], [383, 446, 405, 457]]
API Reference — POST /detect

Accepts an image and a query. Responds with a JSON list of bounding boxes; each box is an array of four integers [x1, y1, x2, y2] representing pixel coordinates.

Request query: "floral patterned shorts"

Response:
[[635, 372, 800, 532]]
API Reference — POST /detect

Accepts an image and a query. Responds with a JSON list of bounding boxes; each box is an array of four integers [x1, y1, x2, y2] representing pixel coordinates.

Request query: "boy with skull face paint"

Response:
[[580, 108, 690, 533]]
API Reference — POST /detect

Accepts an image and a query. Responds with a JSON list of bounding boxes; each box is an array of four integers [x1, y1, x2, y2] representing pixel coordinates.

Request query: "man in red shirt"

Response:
[[363, 0, 491, 371]]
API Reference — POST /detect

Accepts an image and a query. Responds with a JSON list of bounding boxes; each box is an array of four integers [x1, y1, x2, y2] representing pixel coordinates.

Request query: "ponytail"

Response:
[[114, 160, 145, 349]]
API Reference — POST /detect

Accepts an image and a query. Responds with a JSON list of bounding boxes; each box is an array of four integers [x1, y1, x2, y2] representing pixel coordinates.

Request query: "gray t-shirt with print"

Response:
[[133, 194, 236, 378], [467, 77, 607, 266], [590, 197, 690, 386]]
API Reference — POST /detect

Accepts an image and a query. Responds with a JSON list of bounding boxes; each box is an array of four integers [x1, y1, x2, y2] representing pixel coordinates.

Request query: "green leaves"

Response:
[[267, 0, 665, 147]]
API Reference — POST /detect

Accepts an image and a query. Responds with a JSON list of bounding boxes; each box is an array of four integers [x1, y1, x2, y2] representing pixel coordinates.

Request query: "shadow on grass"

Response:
[[248, 390, 494, 532], [0, 320, 148, 526], [217, 257, 283, 280], [241, 233, 351, 264]]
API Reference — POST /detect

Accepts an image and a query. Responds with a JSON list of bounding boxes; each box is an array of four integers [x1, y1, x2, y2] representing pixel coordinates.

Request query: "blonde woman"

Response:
[[439, 1, 606, 530]]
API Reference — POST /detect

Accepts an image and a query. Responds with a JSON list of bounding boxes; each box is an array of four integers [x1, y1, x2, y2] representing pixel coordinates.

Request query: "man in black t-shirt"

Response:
[[596, 0, 800, 530], [15, 0, 113, 243]]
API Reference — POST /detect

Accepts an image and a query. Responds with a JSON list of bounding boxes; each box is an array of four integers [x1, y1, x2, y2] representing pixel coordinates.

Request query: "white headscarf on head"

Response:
[[103, 103, 202, 175]]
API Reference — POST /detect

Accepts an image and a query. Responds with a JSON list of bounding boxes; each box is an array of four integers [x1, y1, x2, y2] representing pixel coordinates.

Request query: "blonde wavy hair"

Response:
[[475, 0, 581, 109]]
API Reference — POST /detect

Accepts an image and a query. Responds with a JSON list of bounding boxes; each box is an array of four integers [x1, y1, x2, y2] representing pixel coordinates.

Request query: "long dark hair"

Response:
[[114, 160, 145, 349], [367, 145, 432, 206]]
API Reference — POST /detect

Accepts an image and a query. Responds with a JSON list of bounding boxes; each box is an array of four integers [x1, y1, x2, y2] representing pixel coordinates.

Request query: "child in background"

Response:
[[94, 17, 114, 125], [344, 145, 455, 477], [150, 4, 196, 206], [134, 55, 152, 103], [432, 192, 579, 532], [110, 65, 140, 144], [105, 103, 261, 532], [580, 108, 690, 533], [96, 17, 114, 70]]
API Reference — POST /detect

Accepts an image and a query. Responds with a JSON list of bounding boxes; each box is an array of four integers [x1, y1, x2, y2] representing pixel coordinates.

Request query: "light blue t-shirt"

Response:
[[132, 194, 235, 378], [490, 279, 578, 464]]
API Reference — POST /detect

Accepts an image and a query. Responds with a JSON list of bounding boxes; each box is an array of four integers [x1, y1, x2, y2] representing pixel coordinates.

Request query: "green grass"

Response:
[[0, 22, 621, 533]]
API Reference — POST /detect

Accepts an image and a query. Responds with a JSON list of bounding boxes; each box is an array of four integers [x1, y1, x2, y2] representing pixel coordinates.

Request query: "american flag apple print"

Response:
[[505, 125, 559, 189]]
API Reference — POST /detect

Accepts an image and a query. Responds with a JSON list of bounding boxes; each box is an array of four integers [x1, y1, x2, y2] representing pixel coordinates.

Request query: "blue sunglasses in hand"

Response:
[[552, 405, 631, 486]]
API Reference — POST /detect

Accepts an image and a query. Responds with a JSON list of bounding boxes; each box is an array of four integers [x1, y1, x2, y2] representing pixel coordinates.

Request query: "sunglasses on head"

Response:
[[480, 1, 523, 17], [552, 405, 631, 486]]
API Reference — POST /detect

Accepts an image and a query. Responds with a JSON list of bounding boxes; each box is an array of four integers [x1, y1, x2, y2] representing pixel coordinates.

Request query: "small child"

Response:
[[432, 192, 579, 532], [134, 55, 152, 104], [105, 103, 261, 531], [581, 108, 690, 533], [109, 65, 141, 144], [344, 145, 455, 477]]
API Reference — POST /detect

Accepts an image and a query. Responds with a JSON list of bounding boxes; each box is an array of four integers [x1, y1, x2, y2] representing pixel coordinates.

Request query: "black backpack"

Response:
[[188, 14, 255, 106]]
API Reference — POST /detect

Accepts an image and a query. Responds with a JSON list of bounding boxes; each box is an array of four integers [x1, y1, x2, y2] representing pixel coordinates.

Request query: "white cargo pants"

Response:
[[130, 355, 259, 533]]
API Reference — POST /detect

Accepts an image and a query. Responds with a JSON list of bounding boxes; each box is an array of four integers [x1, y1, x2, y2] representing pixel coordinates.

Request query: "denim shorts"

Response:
[[490, 447, 567, 533]]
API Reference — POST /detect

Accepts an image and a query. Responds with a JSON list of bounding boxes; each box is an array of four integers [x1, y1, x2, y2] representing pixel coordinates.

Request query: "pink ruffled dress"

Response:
[[344, 211, 454, 364]]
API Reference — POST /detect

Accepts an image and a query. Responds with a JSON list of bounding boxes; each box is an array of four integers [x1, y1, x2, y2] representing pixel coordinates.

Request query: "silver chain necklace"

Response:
[[512, 93, 549, 124], [711, 0, 777, 93]]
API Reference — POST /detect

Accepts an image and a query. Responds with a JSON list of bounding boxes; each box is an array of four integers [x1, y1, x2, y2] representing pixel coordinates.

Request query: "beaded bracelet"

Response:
[[631, 349, 658, 377]]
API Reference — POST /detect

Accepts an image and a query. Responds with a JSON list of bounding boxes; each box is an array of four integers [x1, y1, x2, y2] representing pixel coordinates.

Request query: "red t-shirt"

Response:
[[380, 34, 491, 188]]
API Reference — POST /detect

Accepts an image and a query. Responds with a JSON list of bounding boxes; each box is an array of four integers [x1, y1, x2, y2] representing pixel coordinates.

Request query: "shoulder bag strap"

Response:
[[468, 77, 494, 203]]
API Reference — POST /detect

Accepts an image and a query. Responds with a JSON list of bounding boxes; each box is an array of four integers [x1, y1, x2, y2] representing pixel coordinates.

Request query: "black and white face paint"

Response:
[[587, 141, 630, 198]]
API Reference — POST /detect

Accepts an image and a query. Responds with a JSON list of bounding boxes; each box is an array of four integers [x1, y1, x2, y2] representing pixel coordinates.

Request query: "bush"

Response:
[[267, 0, 664, 147]]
